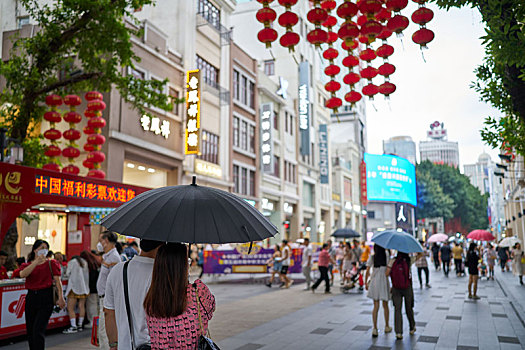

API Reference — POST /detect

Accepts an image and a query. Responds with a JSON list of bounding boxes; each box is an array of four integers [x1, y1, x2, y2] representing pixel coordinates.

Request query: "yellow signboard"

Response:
[[185, 70, 201, 155]]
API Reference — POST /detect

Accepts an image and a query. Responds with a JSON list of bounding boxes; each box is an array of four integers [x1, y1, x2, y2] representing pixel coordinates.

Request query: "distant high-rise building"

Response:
[[464, 153, 491, 195], [383, 136, 417, 165], [419, 121, 459, 167]]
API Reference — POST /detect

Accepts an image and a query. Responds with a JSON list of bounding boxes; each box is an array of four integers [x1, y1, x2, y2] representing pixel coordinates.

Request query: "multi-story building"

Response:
[[464, 153, 491, 195], [419, 121, 460, 167], [500, 153, 524, 242], [383, 136, 417, 165]]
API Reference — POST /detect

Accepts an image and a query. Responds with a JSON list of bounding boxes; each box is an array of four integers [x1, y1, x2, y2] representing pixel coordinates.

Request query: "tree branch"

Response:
[[34, 72, 103, 96]]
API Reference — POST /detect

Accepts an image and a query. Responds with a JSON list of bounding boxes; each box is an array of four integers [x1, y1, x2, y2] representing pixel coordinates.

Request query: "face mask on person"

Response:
[[37, 249, 48, 257], [97, 242, 104, 253]]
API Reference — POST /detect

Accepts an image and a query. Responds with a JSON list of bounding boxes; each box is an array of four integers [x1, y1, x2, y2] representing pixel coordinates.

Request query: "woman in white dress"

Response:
[[63, 256, 89, 333], [511, 243, 525, 285], [364, 244, 392, 337]]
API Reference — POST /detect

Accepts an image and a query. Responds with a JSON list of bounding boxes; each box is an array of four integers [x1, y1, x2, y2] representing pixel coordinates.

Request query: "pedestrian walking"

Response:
[[511, 243, 525, 285], [364, 244, 392, 337], [197, 247, 205, 279], [336, 242, 345, 281], [431, 243, 440, 271], [144, 243, 216, 349], [485, 244, 497, 280], [96, 231, 122, 350], [123, 241, 139, 260], [104, 239, 163, 350], [63, 255, 90, 334], [360, 241, 371, 267], [415, 242, 431, 289], [311, 243, 334, 294], [352, 239, 362, 264], [452, 242, 464, 276], [80, 250, 100, 329], [387, 251, 416, 340], [266, 244, 283, 287], [466, 243, 480, 299], [19, 239, 66, 350], [327, 240, 337, 286], [302, 238, 313, 290], [342, 242, 353, 285], [439, 241, 452, 277], [497, 245, 510, 272], [280, 240, 293, 288]]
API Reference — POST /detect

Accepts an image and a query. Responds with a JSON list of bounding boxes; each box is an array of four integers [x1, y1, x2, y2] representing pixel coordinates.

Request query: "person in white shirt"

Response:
[[96, 231, 121, 350], [280, 240, 293, 288], [104, 239, 163, 350], [63, 256, 89, 334], [302, 238, 313, 290]]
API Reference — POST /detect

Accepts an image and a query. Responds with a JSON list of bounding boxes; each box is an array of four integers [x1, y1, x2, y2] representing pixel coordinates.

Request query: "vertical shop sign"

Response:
[[260, 103, 274, 173], [298, 62, 310, 156], [319, 124, 329, 184], [185, 70, 201, 155], [360, 160, 368, 206]]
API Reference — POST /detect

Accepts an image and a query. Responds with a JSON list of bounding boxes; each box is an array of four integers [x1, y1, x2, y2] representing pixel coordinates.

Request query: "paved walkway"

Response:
[[2, 268, 524, 349]]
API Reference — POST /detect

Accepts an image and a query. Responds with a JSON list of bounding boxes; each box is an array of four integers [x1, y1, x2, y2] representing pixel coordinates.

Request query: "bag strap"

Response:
[[48, 260, 55, 285], [123, 260, 135, 349], [193, 282, 211, 337]]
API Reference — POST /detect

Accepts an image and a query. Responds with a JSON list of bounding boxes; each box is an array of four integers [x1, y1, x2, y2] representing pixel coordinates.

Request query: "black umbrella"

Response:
[[331, 228, 360, 239], [101, 177, 278, 245]]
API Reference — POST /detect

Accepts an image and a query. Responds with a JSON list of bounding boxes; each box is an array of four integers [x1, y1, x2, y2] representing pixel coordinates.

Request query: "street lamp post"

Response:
[[0, 127, 24, 164]]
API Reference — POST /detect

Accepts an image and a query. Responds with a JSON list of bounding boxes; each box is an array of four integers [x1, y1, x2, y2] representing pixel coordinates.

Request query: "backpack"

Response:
[[390, 258, 410, 289]]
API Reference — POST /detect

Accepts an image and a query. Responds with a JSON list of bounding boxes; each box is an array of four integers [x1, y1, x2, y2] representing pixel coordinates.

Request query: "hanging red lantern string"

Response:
[[43, 94, 63, 172], [61, 95, 82, 175], [362, 82, 379, 99], [84, 93, 107, 179], [358, 0, 382, 19], [307, 1, 329, 48], [375, 8, 392, 23], [278, 10, 300, 52], [411, 7, 434, 49], [257, 0, 278, 48], [378, 81, 396, 97], [321, 7, 342, 113], [385, 0, 408, 13], [412, 27, 434, 49], [387, 14, 409, 36]]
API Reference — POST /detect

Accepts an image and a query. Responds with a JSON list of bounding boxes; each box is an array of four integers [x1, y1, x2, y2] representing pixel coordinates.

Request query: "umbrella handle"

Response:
[[192, 176, 197, 186]]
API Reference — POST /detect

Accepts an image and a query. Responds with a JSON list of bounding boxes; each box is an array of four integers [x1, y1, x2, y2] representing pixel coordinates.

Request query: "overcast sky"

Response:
[[365, 3, 501, 169]]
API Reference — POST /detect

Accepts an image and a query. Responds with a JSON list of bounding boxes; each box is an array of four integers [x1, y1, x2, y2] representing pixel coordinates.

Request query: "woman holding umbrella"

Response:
[[511, 243, 525, 285]]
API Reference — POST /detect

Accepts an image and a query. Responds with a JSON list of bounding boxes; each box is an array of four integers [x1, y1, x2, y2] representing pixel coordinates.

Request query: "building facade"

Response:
[[383, 136, 417, 165], [419, 121, 459, 167], [501, 154, 524, 243]]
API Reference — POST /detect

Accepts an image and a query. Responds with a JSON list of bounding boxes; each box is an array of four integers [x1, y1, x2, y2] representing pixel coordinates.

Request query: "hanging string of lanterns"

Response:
[[61, 95, 82, 175], [411, 1, 434, 49], [278, 0, 300, 51], [257, 0, 278, 48], [43, 95, 63, 172], [322, 1, 342, 111], [84, 92, 107, 179]]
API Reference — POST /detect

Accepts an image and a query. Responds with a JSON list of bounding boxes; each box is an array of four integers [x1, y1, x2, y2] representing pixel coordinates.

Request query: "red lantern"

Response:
[[325, 97, 342, 109], [378, 62, 396, 76], [322, 15, 337, 28], [43, 163, 61, 172], [307, 8, 328, 25], [338, 22, 359, 44], [325, 64, 341, 76], [63, 129, 81, 141], [63, 95, 81, 106], [362, 83, 379, 98], [360, 20, 383, 39], [88, 151, 106, 163], [376, 44, 394, 58], [307, 28, 328, 46], [376, 8, 392, 22], [63, 111, 82, 124], [321, 0, 337, 11], [278, 11, 299, 28], [360, 66, 379, 80], [85, 91, 103, 101], [377, 28, 393, 40], [412, 0, 427, 4], [280, 32, 300, 50], [341, 39, 358, 50], [336, 1, 358, 19], [256, 7, 277, 24], [357, 15, 368, 27], [84, 144, 96, 152], [379, 82, 396, 96], [325, 80, 341, 92], [44, 145, 61, 157], [83, 159, 95, 169], [412, 28, 434, 48], [45, 94, 62, 106], [277, 0, 297, 6], [84, 110, 98, 118], [326, 31, 339, 43], [387, 15, 409, 34], [87, 100, 106, 111], [359, 48, 377, 62], [84, 126, 95, 135], [358, 0, 382, 16], [44, 129, 62, 140], [88, 117, 107, 129], [342, 55, 360, 67], [358, 35, 372, 44], [345, 90, 362, 103], [87, 169, 106, 179], [323, 48, 339, 60], [343, 72, 361, 85], [258, 28, 278, 48], [87, 134, 106, 145], [385, 0, 408, 12], [62, 165, 80, 175], [44, 111, 61, 123], [62, 146, 80, 158], [411, 7, 433, 25]]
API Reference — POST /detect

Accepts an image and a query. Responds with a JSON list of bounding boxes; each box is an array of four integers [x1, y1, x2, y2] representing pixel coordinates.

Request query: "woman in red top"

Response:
[[20, 239, 65, 350], [311, 243, 335, 294]]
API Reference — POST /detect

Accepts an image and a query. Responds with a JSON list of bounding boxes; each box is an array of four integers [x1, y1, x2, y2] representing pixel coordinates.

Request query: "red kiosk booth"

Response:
[[0, 163, 149, 339]]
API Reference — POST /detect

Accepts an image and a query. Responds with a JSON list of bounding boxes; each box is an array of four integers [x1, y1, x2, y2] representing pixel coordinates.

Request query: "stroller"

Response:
[[341, 262, 366, 294]]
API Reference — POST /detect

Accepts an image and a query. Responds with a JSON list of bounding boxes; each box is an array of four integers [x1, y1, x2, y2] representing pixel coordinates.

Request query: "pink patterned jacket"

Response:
[[146, 279, 215, 349]]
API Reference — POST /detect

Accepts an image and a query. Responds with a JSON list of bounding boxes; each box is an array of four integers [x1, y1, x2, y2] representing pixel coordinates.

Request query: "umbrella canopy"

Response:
[[371, 230, 423, 253], [332, 228, 360, 239], [427, 233, 448, 243], [499, 236, 521, 248], [101, 179, 278, 244], [467, 230, 495, 242]]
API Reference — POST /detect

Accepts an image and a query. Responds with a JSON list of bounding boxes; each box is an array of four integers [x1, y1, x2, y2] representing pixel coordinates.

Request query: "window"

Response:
[[241, 168, 248, 196], [289, 113, 294, 135], [196, 55, 219, 88], [284, 161, 296, 183], [264, 60, 275, 76], [303, 182, 314, 207], [241, 76, 247, 105], [129, 67, 145, 80], [169, 88, 179, 115], [273, 155, 280, 178], [344, 178, 352, 200], [241, 120, 247, 150], [198, 130, 219, 164], [368, 211, 375, 219], [197, 0, 221, 31], [249, 81, 255, 109], [233, 70, 240, 100], [18, 16, 30, 28], [233, 165, 240, 193], [249, 125, 255, 153], [249, 170, 256, 196], [233, 164, 256, 197], [284, 112, 294, 135], [233, 117, 239, 147], [233, 69, 255, 109], [273, 111, 279, 131]]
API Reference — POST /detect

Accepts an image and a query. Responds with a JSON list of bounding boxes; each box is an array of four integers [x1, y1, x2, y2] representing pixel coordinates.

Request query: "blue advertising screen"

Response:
[[364, 153, 417, 206]]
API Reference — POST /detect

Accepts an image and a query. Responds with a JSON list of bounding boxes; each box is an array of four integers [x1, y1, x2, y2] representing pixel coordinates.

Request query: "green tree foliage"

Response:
[[0, 0, 176, 166], [433, 0, 525, 155], [416, 161, 489, 230]]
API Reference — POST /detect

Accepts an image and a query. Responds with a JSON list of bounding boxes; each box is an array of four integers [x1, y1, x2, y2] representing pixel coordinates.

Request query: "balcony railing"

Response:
[[196, 12, 232, 46], [203, 81, 230, 105]]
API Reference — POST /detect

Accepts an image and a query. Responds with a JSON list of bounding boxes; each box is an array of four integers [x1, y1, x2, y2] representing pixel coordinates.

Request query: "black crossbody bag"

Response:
[[123, 260, 151, 350]]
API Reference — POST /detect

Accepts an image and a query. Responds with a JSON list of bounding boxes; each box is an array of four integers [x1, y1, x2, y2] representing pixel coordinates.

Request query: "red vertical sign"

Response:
[[360, 160, 368, 206]]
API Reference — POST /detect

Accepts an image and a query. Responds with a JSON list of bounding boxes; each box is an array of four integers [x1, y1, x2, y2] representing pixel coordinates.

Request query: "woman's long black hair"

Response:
[[27, 239, 49, 262], [373, 244, 387, 267]]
